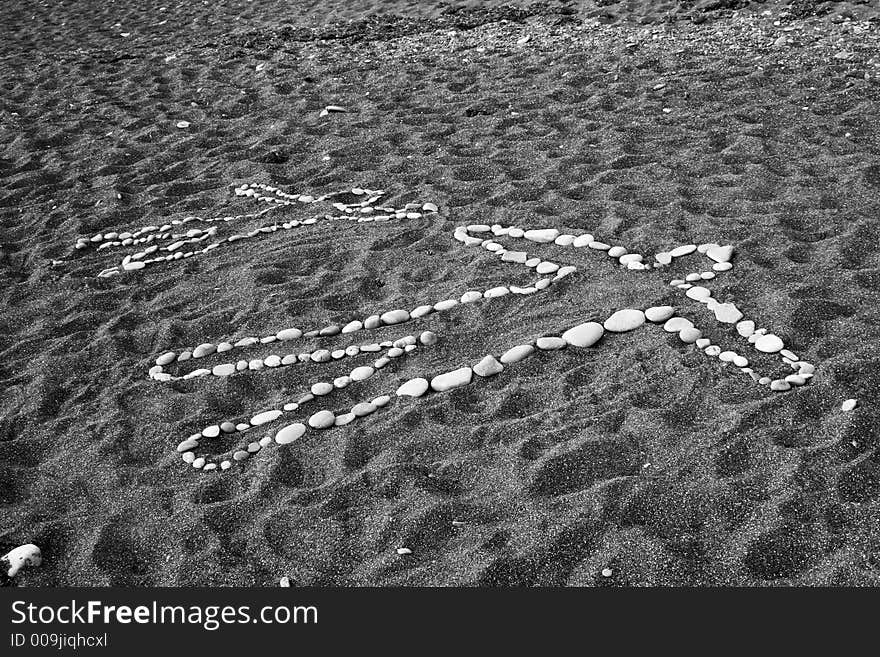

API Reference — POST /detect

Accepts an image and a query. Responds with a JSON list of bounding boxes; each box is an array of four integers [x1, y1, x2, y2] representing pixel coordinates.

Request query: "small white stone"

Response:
[[755, 334, 784, 353], [193, 343, 216, 358], [736, 320, 755, 337], [670, 244, 696, 257], [212, 363, 236, 376], [251, 410, 282, 426], [430, 367, 473, 392], [460, 291, 483, 304], [562, 322, 604, 347], [685, 286, 711, 301], [536, 337, 567, 350], [603, 309, 645, 332], [713, 303, 743, 324], [419, 331, 439, 346], [352, 402, 376, 417], [308, 410, 336, 429], [277, 328, 303, 340], [397, 378, 430, 397], [473, 355, 504, 377], [679, 327, 702, 343], [2, 544, 42, 577], [706, 245, 733, 263], [350, 366, 375, 381], [381, 309, 410, 325], [523, 228, 559, 243], [202, 425, 220, 438], [500, 344, 535, 364], [311, 382, 334, 396], [411, 305, 433, 318], [841, 399, 858, 412], [645, 306, 675, 322]]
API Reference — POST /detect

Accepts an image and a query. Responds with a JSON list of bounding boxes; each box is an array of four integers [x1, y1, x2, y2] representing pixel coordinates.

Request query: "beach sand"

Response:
[[2, 0, 880, 586]]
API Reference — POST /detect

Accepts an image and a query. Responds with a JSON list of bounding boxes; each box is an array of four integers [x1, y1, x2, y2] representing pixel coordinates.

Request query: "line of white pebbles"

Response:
[[118, 184, 814, 473]]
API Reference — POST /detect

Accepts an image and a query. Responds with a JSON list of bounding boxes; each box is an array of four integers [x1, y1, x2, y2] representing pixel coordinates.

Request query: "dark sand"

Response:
[[2, 0, 880, 586]]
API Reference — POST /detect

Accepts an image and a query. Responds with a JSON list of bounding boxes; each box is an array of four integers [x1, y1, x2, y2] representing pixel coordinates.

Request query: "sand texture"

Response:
[[2, 1, 880, 586]]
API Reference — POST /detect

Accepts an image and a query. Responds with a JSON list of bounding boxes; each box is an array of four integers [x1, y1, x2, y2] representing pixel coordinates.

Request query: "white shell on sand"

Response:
[[275, 423, 306, 444], [308, 410, 336, 429], [430, 367, 473, 392], [2, 544, 42, 577], [251, 410, 282, 426], [755, 334, 784, 353], [562, 322, 604, 347], [500, 344, 535, 364], [603, 309, 645, 332], [397, 377, 430, 397], [473, 355, 504, 377], [645, 306, 674, 322]]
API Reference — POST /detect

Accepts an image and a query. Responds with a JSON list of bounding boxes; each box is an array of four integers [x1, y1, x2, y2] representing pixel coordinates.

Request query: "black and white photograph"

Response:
[[2, 0, 879, 614]]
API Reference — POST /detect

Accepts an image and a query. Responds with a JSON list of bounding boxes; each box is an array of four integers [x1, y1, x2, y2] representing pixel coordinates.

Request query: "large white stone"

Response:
[[536, 337, 566, 350], [397, 378, 430, 397], [500, 344, 534, 364], [276, 328, 303, 340], [713, 303, 743, 324], [473, 355, 504, 377], [755, 334, 784, 353], [251, 410, 282, 426], [562, 322, 604, 347], [603, 309, 645, 332], [663, 317, 693, 332], [685, 286, 711, 301], [430, 367, 473, 392], [275, 423, 306, 445], [707, 245, 734, 263], [350, 366, 375, 381], [523, 228, 559, 244], [381, 309, 410, 325], [308, 410, 336, 429], [212, 363, 236, 376], [645, 306, 675, 322]]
